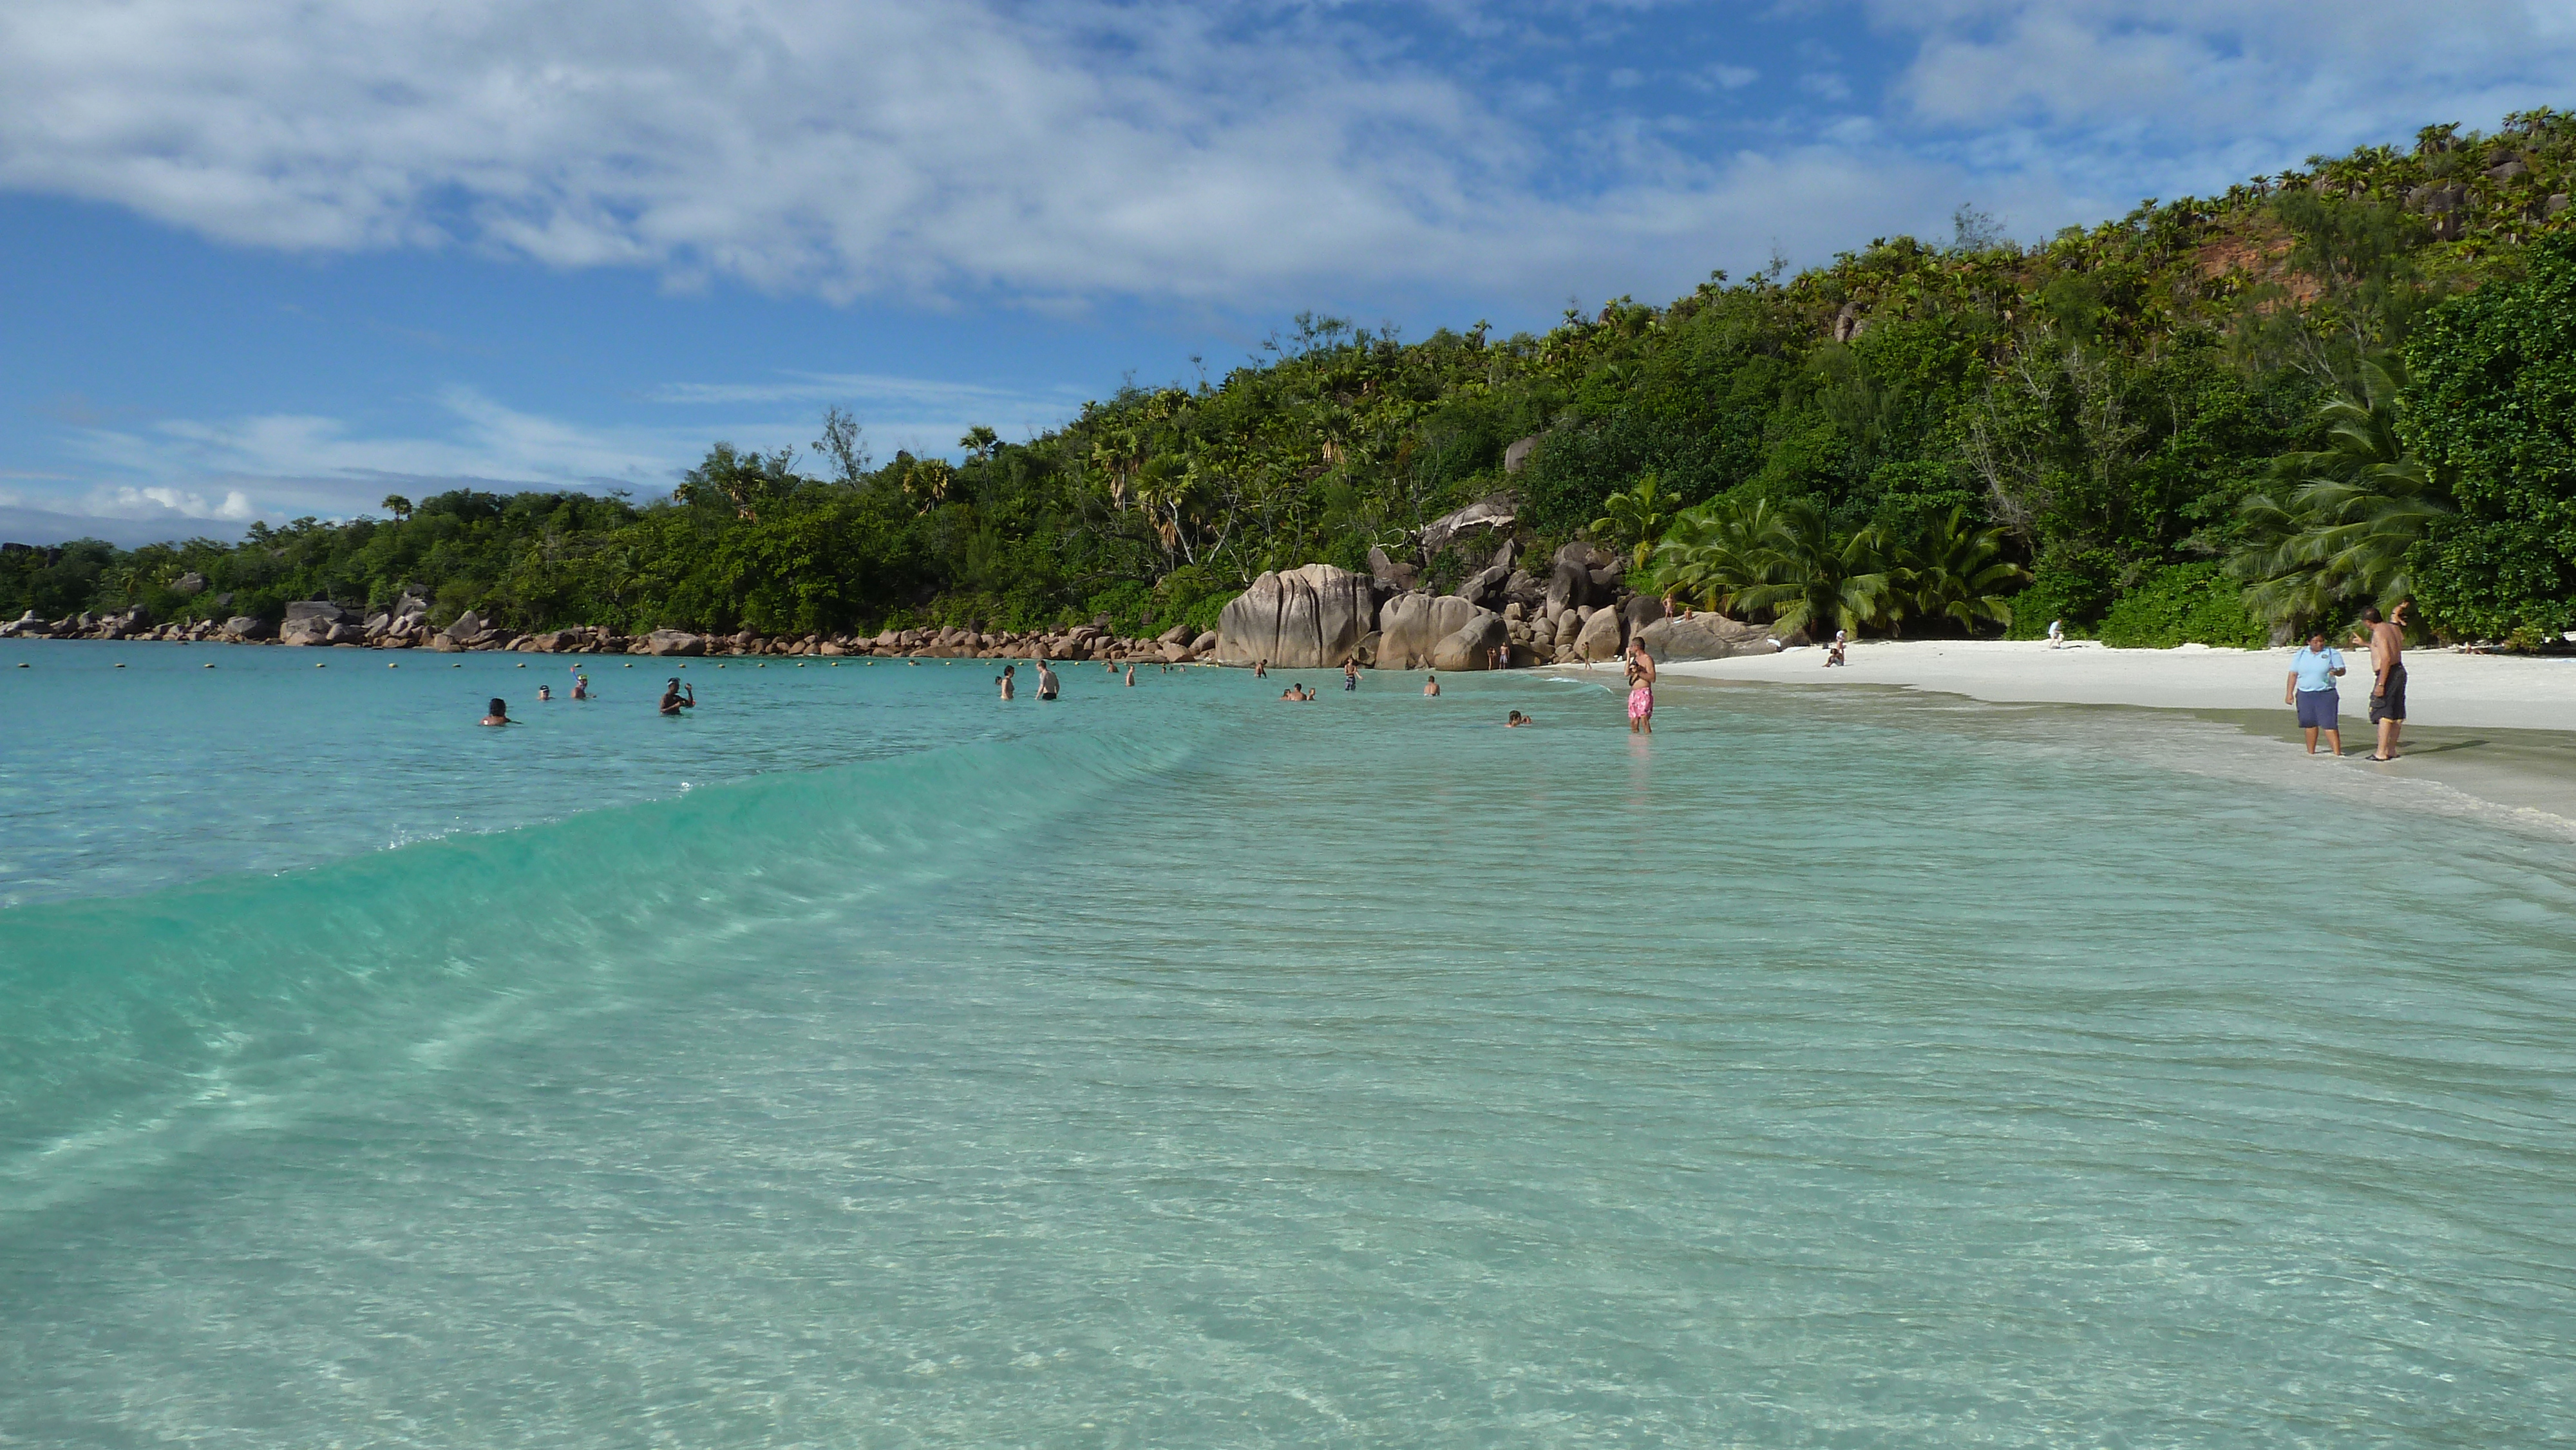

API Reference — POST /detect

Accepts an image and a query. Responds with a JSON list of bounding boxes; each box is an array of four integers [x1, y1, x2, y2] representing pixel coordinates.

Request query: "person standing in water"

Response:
[[1423, 673, 1440, 697], [2361, 603, 2407, 760], [2285, 629, 2346, 756], [480, 697, 511, 726], [1625, 641, 1657, 734], [1124, 663, 1136, 687], [1253, 659, 1269, 679], [570, 670, 590, 700], [998, 664, 1016, 701], [1036, 659, 1060, 701], [536, 684, 553, 701], [1343, 660, 1358, 692], [658, 678, 695, 716]]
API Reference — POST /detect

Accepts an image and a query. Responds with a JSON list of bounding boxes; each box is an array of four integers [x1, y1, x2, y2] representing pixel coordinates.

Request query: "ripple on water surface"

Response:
[[3, 650, 2573, 1446]]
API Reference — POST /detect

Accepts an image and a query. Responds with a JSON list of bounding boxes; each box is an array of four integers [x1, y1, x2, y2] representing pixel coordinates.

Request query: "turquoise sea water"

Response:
[[5, 638, 2575, 1446]]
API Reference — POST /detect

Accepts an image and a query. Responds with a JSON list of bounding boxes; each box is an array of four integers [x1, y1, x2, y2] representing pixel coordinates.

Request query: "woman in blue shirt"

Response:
[[2285, 630, 2347, 756]]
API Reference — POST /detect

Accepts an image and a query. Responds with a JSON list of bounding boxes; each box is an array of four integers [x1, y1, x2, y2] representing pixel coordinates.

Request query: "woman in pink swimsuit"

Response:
[[1625, 643, 1656, 734]]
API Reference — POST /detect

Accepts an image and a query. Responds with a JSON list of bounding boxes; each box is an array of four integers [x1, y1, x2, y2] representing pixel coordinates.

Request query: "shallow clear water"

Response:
[[5, 638, 2575, 1446]]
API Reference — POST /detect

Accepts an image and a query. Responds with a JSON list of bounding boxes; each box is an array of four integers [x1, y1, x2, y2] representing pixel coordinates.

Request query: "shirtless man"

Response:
[[1625, 641, 1658, 735], [1343, 660, 1358, 692], [1036, 659, 1059, 701], [1423, 673, 1440, 697], [2361, 603, 2407, 760], [658, 678, 694, 716]]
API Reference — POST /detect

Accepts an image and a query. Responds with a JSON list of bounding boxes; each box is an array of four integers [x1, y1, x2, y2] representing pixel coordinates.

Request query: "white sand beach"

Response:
[[1637, 637, 2576, 824], [1653, 638, 2576, 731]]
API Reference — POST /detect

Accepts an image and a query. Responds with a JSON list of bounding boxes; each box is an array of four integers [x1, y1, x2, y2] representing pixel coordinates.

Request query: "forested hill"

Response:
[[11, 109, 2576, 648]]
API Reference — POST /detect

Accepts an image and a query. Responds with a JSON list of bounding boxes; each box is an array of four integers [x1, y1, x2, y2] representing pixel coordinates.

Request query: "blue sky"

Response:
[[3, 0, 2571, 545]]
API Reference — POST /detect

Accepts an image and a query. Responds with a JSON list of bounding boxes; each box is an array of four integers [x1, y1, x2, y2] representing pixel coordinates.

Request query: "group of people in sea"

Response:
[[1239, 641, 1659, 729], [2286, 603, 2412, 760], [479, 666, 688, 724]]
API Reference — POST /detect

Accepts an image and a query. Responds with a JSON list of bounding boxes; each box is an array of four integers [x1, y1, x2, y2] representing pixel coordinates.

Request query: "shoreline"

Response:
[[1641, 639, 2576, 826]]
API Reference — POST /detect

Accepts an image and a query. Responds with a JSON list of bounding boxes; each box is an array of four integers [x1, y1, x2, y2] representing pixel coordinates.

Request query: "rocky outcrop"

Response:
[[1376, 592, 1488, 670], [1544, 540, 1617, 616], [1365, 545, 1419, 591], [1419, 494, 1515, 556], [279, 600, 350, 645], [1214, 563, 1378, 668], [171, 572, 207, 596], [1452, 563, 1510, 608], [646, 629, 707, 657], [1574, 606, 1626, 661], [222, 615, 272, 641], [1502, 435, 1541, 474], [1636, 614, 1780, 661], [1430, 612, 1510, 672]]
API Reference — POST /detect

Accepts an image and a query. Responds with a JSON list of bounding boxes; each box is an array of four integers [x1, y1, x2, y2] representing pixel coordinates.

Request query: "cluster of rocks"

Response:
[[2, 598, 1220, 664], [1213, 540, 1781, 671]]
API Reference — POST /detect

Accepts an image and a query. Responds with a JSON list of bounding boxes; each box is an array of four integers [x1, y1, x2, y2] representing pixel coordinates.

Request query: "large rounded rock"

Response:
[[1575, 606, 1626, 661], [1636, 614, 1780, 661], [1430, 612, 1510, 672], [1376, 592, 1487, 670], [1215, 563, 1377, 668], [645, 629, 707, 657]]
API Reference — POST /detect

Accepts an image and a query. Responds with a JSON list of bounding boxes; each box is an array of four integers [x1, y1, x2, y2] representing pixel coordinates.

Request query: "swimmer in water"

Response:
[[1125, 663, 1135, 687], [536, 684, 552, 701], [1036, 659, 1059, 700], [570, 670, 590, 700], [1343, 660, 1358, 692], [480, 697, 511, 726], [1506, 710, 1530, 727], [999, 664, 1016, 701], [658, 678, 695, 715], [1423, 673, 1440, 697]]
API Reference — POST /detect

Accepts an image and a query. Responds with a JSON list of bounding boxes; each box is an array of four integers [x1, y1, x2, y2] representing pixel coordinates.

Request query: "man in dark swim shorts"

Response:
[[2361, 603, 2407, 760]]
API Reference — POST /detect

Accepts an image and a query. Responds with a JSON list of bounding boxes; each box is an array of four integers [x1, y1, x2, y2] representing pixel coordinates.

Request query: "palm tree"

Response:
[[1648, 495, 1785, 615], [959, 425, 999, 464], [1888, 508, 2025, 635], [1591, 473, 1675, 571], [2228, 360, 2448, 630], [1732, 498, 1893, 642], [381, 494, 413, 522]]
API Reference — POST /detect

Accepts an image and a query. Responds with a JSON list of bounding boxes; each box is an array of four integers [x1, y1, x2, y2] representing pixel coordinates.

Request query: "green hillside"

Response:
[[12, 108, 2576, 647]]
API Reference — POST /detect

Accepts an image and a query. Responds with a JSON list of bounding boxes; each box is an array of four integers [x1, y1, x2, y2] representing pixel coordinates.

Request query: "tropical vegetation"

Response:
[[11, 110, 2576, 647]]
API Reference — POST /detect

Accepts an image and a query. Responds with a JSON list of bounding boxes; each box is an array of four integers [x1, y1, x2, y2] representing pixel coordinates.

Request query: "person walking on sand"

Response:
[[2047, 618, 2065, 649], [998, 664, 1016, 701], [1625, 641, 1657, 735], [1036, 659, 1059, 701], [2286, 630, 2347, 756], [2361, 604, 2407, 760]]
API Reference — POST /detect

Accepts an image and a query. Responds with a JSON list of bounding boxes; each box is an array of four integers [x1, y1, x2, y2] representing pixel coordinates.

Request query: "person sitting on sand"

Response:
[[1423, 673, 1440, 697], [998, 664, 1016, 701], [658, 678, 694, 716], [480, 697, 511, 726], [2286, 630, 2347, 756], [1036, 660, 1059, 701], [1506, 710, 1530, 727], [1824, 630, 1848, 668]]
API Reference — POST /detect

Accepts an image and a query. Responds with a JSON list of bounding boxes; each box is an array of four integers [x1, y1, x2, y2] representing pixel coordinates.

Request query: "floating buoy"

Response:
[[624, 663, 633, 668], [452, 663, 463, 668], [388, 663, 399, 668], [115, 663, 126, 668], [203, 663, 214, 669], [14, 662, 25, 668]]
